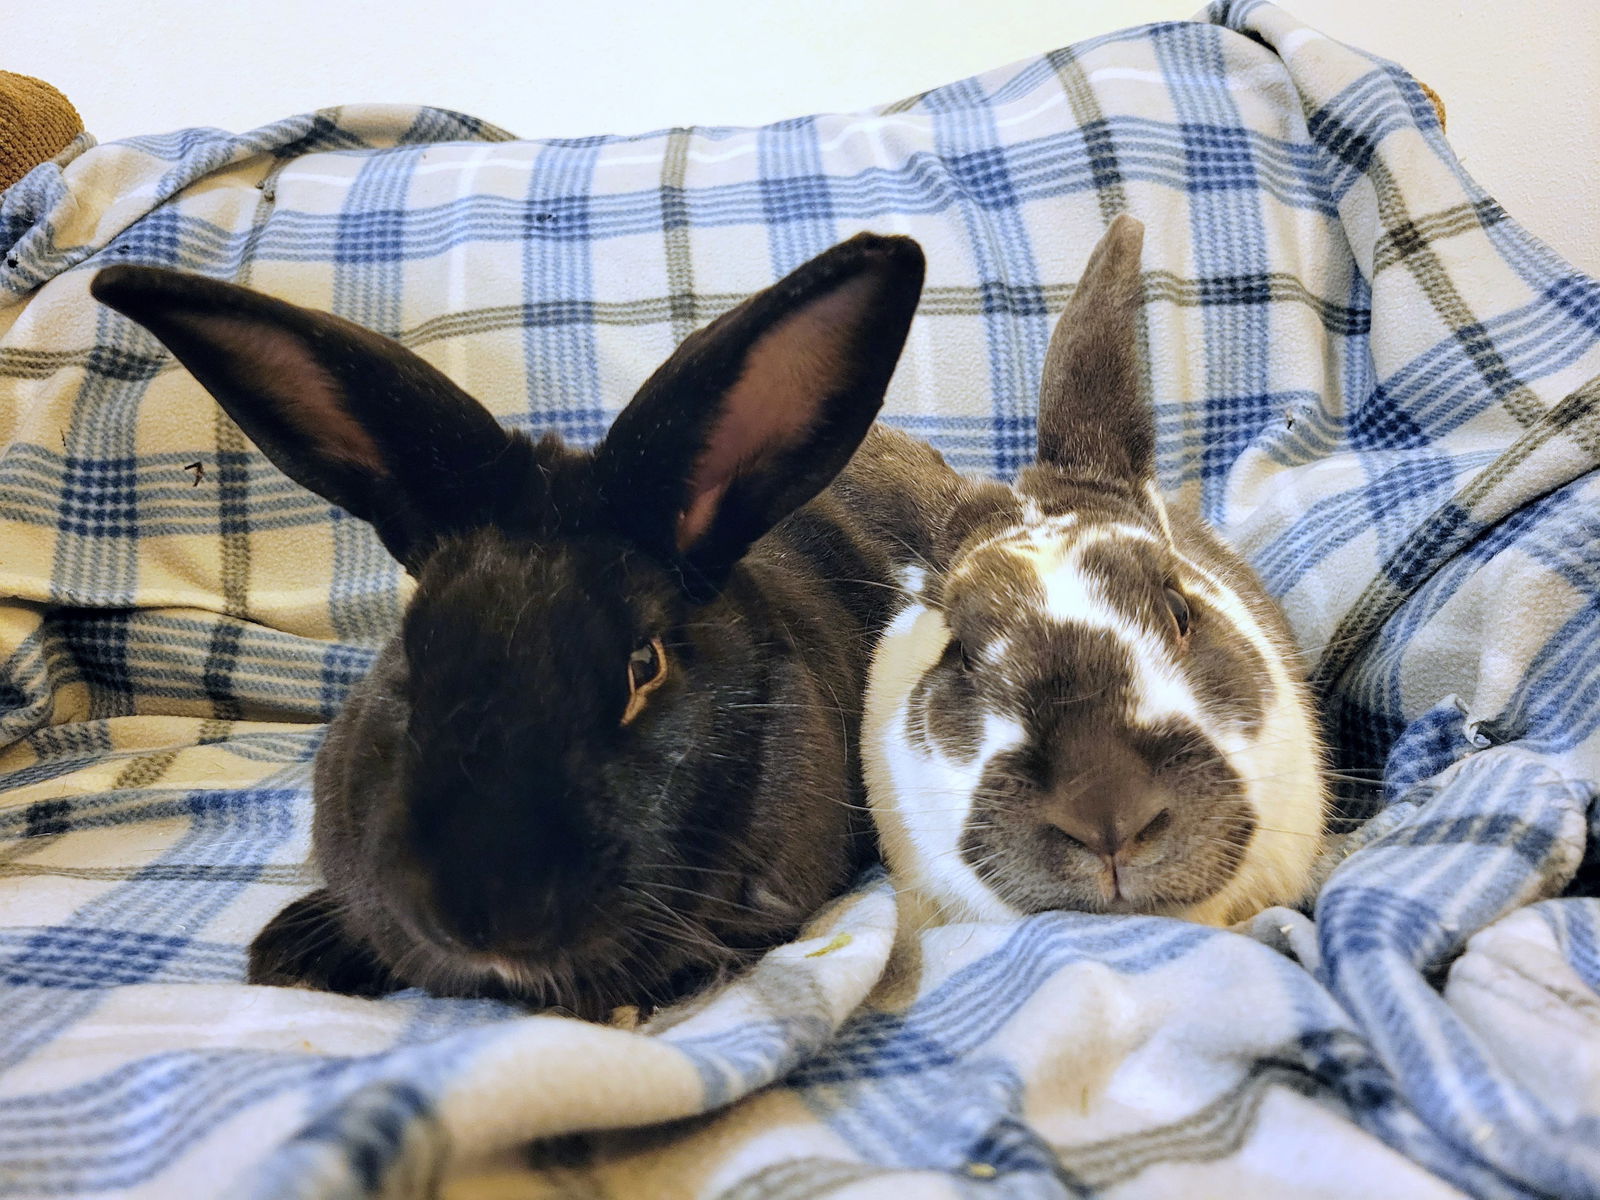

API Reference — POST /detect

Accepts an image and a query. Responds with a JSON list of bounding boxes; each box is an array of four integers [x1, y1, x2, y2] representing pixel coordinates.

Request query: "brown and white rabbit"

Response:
[[91, 234, 929, 1020], [863, 215, 1327, 930]]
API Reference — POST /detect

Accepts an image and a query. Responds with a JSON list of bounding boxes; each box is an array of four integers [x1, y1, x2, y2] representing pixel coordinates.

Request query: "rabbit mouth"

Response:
[[972, 853, 1243, 918], [400, 932, 652, 1018], [960, 796, 1256, 916], [361, 852, 768, 1017]]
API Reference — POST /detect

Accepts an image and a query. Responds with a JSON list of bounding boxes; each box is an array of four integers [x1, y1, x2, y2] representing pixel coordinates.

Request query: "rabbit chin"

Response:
[[864, 587, 1326, 931], [411, 939, 648, 1018], [468, 953, 572, 998]]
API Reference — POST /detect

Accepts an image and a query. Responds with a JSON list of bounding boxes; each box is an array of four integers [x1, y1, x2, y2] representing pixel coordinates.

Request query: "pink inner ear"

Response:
[[204, 316, 388, 476], [674, 273, 876, 551]]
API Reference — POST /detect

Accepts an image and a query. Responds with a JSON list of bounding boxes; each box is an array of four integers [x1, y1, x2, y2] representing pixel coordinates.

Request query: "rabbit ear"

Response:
[[90, 266, 523, 573], [1035, 214, 1152, 486], [593, 233, 925, 594]]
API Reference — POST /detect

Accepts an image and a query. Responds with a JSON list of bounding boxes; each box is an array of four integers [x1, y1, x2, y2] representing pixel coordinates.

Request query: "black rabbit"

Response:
[[92, 234, 936, 1020]]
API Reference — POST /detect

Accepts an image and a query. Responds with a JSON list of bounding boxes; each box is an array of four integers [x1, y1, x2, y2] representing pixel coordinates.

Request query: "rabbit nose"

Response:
[[1042, 778, 1170, 861], [430, 869, 567, 955], [1042, 735, 1173, 861]]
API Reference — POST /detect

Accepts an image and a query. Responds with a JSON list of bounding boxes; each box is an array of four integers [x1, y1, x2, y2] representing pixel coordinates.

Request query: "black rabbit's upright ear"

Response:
[[1035, 213, 1152, 487], [592, 233, 925, 593], [90, 266, 523, 573]]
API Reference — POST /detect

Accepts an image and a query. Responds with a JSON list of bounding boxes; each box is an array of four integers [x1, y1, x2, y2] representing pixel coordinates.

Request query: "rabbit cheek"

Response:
[[1163, 537, 1328, 921], [1188, 675, 1327, 925], [302, 651, 426, 970], [724, 663, 860, 936], [864, 599, 1028, 924], [1181, 607, 1270, 737]]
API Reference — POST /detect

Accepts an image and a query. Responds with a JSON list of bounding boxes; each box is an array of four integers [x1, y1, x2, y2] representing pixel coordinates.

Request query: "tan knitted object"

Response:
[[1416, 79, 1447, 130], [0, 72, 84, 191]]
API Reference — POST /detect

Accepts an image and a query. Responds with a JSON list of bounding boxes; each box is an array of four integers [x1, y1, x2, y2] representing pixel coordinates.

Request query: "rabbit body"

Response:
[[93, 235, 934, 1019], [863, 216, 1327, 930]]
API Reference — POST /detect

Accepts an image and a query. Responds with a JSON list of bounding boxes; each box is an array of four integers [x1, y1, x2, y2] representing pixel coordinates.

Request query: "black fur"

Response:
[[92, 235, 928, 1019]]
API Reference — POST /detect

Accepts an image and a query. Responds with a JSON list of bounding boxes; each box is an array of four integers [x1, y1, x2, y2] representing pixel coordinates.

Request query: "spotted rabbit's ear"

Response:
[[1034, 214, 1151, 487], [592, 233, 926, 596], [92, 266, 523, 574]]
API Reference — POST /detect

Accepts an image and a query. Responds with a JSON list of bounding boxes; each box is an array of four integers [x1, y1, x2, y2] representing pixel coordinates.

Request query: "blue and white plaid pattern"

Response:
[[2, 2, 1598, 1195]]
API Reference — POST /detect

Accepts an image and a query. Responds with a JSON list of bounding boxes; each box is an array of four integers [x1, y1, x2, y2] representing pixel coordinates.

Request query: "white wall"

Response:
[[7, 1, 1597, 273]]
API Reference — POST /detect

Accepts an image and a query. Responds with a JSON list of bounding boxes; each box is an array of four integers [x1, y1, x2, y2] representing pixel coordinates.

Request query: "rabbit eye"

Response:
[[1163, 586, 1191, 640], [946, 637, 975, 673], [622, 637, 668, 726]]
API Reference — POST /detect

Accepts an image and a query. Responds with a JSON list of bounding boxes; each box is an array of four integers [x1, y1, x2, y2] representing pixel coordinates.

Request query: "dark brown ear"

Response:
[[591, 233, 925, 595], [90, 266, 524, 573], [1035, 214, 1152, 486]]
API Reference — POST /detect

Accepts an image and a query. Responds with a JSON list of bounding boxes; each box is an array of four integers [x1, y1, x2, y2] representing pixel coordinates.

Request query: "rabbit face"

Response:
[[883, 493, 1309, 924], [325, 521, 866, 1009]]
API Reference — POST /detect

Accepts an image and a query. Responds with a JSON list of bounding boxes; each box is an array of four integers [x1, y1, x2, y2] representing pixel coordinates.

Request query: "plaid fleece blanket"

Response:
[[3, 1, 1599, 1195]]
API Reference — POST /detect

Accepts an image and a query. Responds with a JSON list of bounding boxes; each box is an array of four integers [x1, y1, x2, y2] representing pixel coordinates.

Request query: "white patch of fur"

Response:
[[949, 513, 1078, 577], [486, 957, 526, 989], [1144, 480, 1175, 544], [863, 599, 1025, 925], [1003, 522, 1204, 728], [470, 954, 549, 996]]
